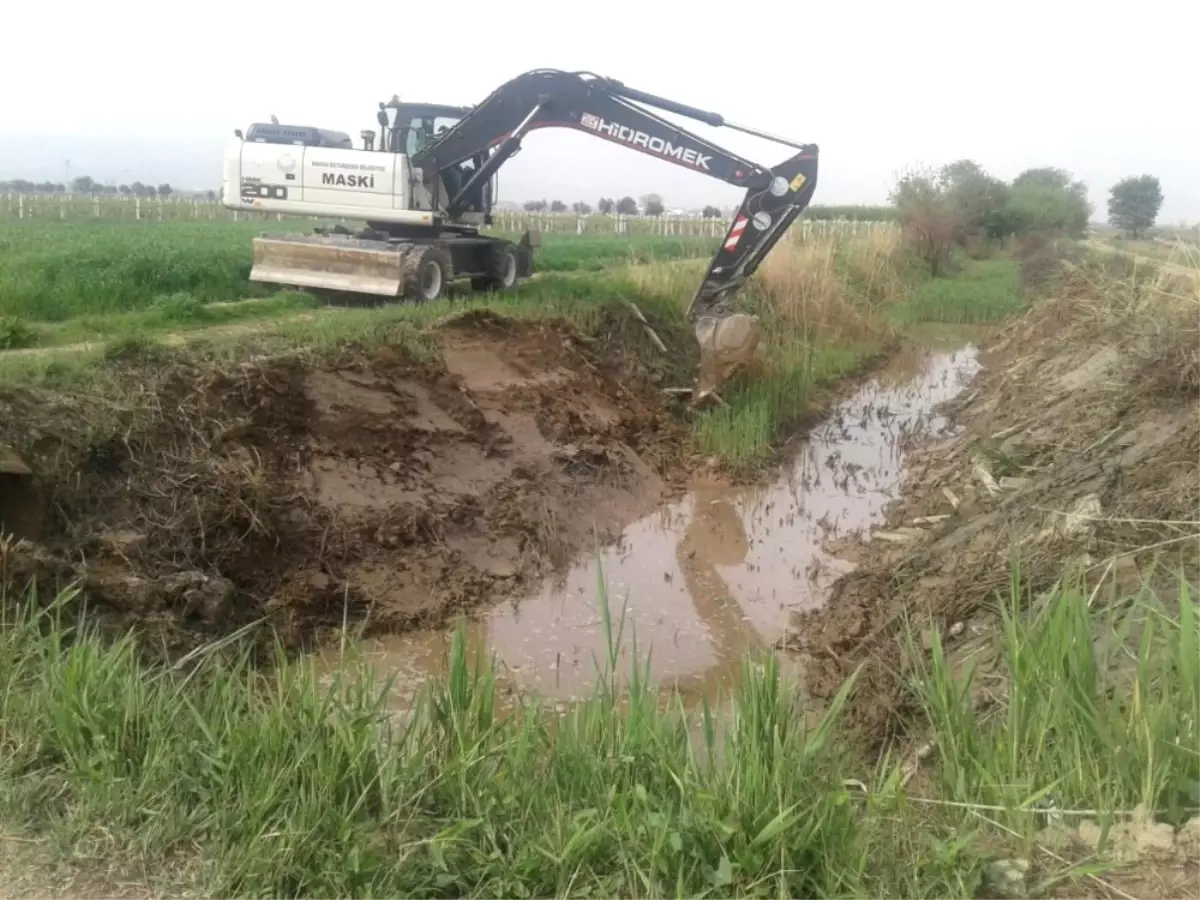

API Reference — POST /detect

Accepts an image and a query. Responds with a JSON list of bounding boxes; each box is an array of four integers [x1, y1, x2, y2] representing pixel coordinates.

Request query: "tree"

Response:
[[938, 159, 1009, 241], [549, 199, 567, 213], [1107, 175, 1163, 238], [205, 189, 217, 202], [616, 196, 639, 216], [1007, 167, 1090, 237], [889, 165, 961, 277], [597, 197, 615, 215], [572, 201, 592, 215], [1012, 167, 1073, 191], [702, 205, 722, 219], [522, 199, 546, 212], [156, 183, 173, 198], [119, 184, 132, 195], [641, 192, 664, 216], [70, 175, 96, 194]]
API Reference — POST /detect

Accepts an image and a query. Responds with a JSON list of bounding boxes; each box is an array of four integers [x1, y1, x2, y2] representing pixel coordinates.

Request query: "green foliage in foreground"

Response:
[[0, 565, 1194, 898], [2, 582, 865, 899], [0, 220, 718, 322]]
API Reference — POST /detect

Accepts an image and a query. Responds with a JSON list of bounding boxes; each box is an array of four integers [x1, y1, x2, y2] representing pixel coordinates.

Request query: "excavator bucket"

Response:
[[688, 148, 819, 400], [0, 444, 44, 543], [250, 233, 405, 296]]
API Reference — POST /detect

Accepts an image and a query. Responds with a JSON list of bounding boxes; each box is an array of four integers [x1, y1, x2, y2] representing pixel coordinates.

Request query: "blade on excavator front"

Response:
[[250, 233, 405, 297], [687, 147, 819, 400]]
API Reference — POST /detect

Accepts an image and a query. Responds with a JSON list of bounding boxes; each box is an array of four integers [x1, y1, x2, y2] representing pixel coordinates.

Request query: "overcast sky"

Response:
[[2, 0, 1197, 222]]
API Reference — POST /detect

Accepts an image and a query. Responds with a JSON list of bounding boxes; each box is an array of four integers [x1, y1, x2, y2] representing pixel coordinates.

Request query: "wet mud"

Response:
[[0, 310, 691, 654], [316, 340, 982, 709]]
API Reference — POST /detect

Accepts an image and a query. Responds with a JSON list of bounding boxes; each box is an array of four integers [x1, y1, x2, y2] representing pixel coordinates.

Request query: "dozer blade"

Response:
[[687, 147, 819, 400], [250, 233, 405, 297], [0, 443, 44, 543]]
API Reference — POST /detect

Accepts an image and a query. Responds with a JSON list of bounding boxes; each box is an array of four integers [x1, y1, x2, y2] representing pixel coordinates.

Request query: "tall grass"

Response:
[[0, 579, 863, 898], [1, 562, 1194, 897], [911, 572, 1200, 838], [888, 258, 1025, 325]]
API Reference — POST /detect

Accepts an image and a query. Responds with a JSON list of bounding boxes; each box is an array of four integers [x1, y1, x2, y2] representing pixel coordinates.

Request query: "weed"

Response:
[[0, 315, 35, 350], [0, 577, 865, 898], [890, 259, 1024, 325]]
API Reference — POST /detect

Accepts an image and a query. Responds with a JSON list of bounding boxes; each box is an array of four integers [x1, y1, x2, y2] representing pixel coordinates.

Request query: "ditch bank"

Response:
[[0, 309, 698, 655], [788, 267, 1200, 747], [314, 337, 982, 711]]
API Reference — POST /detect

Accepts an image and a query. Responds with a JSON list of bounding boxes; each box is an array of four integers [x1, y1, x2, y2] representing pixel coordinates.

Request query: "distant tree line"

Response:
[[889, 159, 1167, 276], [0, 176, 177, 197], [518, 196, 899, 220]]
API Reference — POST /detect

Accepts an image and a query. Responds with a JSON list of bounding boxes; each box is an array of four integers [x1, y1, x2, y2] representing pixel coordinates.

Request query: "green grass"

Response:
[[692, 337, 874, 464], [0, 270, 697, 394], [889, 259, 1025, 325], [0, 579, 866, 898], [20, 291, 321, 349], [0, 562, 1194, 898], [0, 221, 717, 324], [517, 234, 719, 271]]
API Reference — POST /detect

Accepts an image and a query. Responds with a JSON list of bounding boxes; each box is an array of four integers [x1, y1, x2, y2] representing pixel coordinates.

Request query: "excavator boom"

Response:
[[225, 68, 819, 397], [414, 69, 820, 320]]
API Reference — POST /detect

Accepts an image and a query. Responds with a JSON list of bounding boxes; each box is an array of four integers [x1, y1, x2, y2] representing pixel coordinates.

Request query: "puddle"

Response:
[[316, 341, 982, 710]]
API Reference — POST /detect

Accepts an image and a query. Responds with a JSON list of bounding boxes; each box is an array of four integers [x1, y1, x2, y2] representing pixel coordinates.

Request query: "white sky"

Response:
[[2, 0, 1197, 222]]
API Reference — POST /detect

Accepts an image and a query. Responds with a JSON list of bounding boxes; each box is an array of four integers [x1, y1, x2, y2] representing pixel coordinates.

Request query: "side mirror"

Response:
[[234, 128, 244, 139]]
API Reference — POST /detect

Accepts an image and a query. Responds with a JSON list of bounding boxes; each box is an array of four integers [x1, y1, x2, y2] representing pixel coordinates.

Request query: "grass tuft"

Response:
[[889, 259, 1025, 325], [0, 575, 867, 898]]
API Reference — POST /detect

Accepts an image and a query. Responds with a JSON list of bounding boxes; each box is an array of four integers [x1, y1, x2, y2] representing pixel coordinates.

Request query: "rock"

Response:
[[169, 571, 235, 623], [983, 858, 1030, 898], [1175, 816, 1200, 861]]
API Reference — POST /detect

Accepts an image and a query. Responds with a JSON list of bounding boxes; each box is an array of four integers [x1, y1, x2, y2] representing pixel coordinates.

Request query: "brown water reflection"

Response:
[[316, 341, 981, 709]]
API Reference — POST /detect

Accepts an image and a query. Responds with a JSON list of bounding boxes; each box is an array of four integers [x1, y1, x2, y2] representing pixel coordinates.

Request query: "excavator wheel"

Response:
[[403, 245, 453, 303], [471, 242, 520, 293]]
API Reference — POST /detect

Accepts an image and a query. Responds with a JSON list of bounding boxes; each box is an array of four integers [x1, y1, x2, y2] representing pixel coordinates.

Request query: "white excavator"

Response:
[[0, 71, 821, 542], [222, 68, 820, 395]]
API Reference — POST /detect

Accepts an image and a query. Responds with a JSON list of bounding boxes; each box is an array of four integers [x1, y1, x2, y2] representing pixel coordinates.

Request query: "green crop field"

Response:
[[0, 220, 721, 322]]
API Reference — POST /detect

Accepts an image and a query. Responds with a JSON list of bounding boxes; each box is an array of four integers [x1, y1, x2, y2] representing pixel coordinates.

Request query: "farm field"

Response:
[[0, 218, 1196, 899]]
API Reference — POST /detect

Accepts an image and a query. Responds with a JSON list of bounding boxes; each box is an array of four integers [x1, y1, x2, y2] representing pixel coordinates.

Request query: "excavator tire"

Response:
[[402, 244, 453, 303], [0, 443, 44, 543], [471, 242, 520, 293]]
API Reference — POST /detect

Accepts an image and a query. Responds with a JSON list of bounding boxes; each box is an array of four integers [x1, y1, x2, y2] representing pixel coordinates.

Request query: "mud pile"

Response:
[[0, 311, 692, 654], [791, 258, 1200, 744]]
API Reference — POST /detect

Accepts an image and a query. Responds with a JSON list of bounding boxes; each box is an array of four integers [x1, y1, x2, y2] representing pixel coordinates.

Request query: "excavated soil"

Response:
[[788, 264, 1200, 749], [0, 310, 693, 655]]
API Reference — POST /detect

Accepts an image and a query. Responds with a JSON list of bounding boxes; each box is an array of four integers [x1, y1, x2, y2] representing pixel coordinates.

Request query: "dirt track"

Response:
[[0, 309, 692, 654]]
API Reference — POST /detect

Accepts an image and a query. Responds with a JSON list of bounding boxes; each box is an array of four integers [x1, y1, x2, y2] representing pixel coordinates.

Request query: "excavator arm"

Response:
[[414, 69, 819, 322]]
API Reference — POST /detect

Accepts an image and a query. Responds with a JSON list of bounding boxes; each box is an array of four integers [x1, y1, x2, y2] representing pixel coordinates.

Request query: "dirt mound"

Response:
[[0, 310, 692, 655], [789, 263, 1200, 745]]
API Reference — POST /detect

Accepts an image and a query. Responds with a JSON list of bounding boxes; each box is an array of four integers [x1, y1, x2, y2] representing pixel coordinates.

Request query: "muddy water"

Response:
[[316, 336, 982, 710]]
